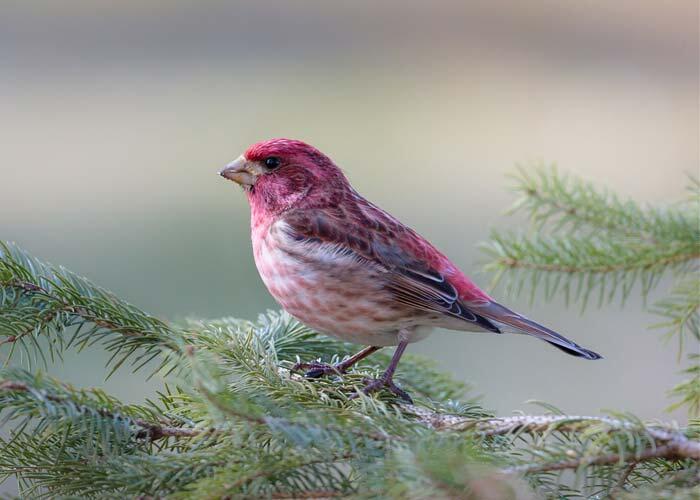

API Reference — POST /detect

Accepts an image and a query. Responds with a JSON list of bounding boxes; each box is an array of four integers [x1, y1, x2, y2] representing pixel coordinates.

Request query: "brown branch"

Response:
[[2, 279, 170, 339], [403, 405, 700, 473], [407, 408, 662, 437], [611, 462, 637, 497], [504, 442, 696, 474], [405, 406, 698, 446], [0, 310, 59, 349], [5, 375, 699, 478], [495, 251, 700, 275], [0, 335, 18, 346], [0, 380, 200, 440]]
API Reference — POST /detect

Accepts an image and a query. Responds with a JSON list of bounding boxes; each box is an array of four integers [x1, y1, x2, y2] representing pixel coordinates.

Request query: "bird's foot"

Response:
[[291, 361, 343, 379], [358, 376, 413, 403]]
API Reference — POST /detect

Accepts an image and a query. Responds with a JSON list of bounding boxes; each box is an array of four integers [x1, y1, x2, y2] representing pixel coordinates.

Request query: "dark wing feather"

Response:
[[281, 207, 501, 333]]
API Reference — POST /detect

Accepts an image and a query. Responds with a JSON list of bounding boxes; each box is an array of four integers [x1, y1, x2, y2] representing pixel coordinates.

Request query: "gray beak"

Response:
[[219, 156, 256, 187]]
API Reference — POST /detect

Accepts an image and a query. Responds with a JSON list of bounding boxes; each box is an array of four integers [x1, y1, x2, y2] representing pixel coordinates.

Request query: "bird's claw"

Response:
[[356, 376, 413, 403], [291, 361, 342, 379]]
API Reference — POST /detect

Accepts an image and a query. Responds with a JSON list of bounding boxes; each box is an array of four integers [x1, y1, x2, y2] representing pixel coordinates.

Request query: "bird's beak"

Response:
[[219, 156, 260, 188]]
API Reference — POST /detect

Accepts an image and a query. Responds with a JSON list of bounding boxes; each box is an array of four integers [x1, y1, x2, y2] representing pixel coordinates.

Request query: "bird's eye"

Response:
[[264, 157, 281, 170]]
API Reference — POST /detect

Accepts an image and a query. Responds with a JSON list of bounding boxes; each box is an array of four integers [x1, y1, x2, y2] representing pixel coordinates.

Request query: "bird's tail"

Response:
[[470, 301, 602, 360]]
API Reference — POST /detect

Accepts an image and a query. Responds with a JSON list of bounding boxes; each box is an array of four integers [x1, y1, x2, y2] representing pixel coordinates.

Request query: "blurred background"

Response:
[[1, 2, 697, 487]]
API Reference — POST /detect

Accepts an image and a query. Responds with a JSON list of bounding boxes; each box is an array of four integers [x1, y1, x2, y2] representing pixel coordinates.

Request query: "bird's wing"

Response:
[[280, 207, 501, 333]]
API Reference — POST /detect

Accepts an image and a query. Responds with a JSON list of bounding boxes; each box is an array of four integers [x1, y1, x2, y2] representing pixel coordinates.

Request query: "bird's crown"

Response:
[[244, 138, 327, 164]]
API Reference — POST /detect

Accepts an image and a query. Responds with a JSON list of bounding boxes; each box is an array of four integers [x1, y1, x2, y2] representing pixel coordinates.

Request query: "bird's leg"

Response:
[[360, 340, 412, 403], [292, 345, 382, 379]]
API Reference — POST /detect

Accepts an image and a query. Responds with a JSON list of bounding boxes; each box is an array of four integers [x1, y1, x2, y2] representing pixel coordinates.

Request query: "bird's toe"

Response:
[[359, 377, 413, 403], [292, 361, 341, 379]]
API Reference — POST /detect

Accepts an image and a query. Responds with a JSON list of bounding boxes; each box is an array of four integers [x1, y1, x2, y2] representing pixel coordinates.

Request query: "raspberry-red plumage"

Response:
[[229, 138, 601, 359]]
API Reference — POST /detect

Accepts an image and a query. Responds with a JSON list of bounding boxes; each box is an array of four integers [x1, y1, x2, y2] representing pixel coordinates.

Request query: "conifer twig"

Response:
[[3, 217, 699, 499], [0, 379, 200, 440], [404, 406, 692, 443], [505, 442, 697, 474], [483, 169, 700, 419]]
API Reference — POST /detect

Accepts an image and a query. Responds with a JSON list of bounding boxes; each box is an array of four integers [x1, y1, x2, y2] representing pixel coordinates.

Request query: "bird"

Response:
[[219, 138, 601, 402]]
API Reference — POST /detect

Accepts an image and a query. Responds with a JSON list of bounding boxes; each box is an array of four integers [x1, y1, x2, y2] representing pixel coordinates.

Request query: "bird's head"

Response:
[[219, 138, 349, 214]]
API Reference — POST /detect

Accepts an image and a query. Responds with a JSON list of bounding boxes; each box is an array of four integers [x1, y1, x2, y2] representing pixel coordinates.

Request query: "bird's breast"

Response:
[[250, 220, 424, 345]]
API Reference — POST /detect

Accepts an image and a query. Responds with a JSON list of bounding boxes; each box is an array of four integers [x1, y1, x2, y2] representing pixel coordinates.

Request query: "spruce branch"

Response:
[[668, 356, 700, 417], [0, 378, 200, 440], [506, 443, 696, 474], [483, 168, 699, 305], [2, 242, 699, 498], [406, 406, 694, 443], [651, 275, 700, 356], [0, 242, 184, 375], [508, 165, 699, 244], [483, 168, 700, 417], [0, 368, 203, 453], [484, 232, 697, 308], [406, 406, 700, 475], [652, 274, 700, 416]]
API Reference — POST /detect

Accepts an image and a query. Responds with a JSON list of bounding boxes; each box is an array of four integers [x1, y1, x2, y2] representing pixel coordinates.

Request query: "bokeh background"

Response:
[[1, 2, 698, 492]]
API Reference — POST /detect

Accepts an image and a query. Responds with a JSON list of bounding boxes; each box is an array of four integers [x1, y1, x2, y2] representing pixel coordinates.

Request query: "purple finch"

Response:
[[220, 139, 601, 401]]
